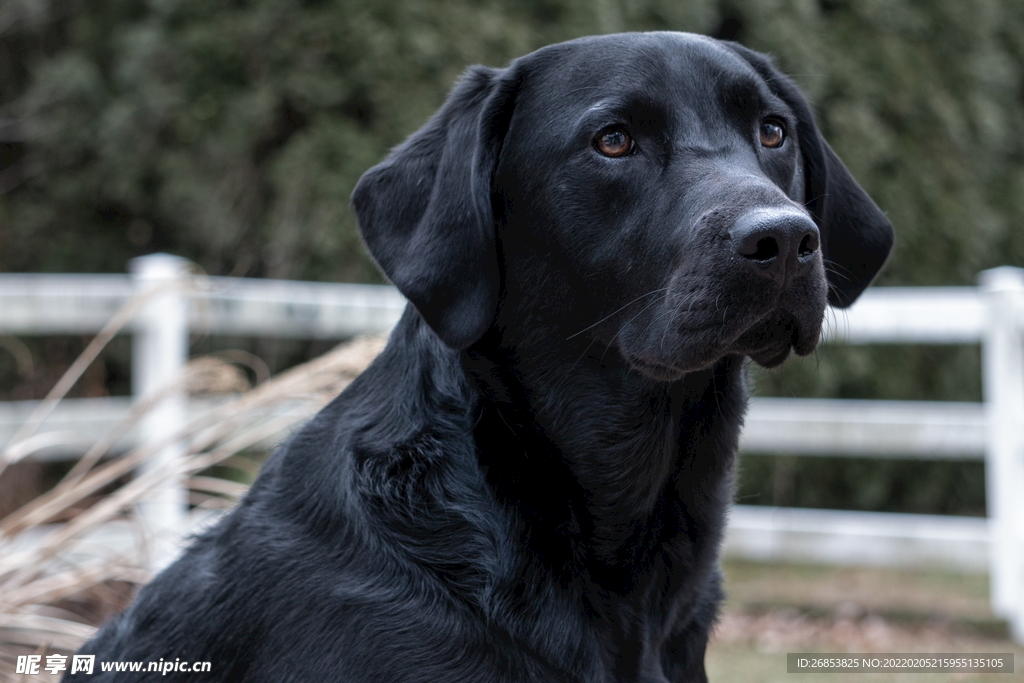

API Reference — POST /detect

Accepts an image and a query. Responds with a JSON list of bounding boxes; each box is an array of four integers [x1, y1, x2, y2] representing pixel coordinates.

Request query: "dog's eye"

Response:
[[594, 127, 634, 157], [759, 118, 786, 149]]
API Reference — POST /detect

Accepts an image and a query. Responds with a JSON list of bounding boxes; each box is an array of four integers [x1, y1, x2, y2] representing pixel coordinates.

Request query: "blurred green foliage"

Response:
[[2, 0, 1023, 514], [736, 454, 987, 516], [4, 0, 1024, 284]]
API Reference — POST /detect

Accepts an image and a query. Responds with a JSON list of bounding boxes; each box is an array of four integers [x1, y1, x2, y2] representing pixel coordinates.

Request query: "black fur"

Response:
[[68, 32, 892, 682]]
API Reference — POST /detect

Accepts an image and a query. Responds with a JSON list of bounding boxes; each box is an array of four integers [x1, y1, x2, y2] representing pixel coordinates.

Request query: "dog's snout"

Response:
[[731, 209, 820, 280]]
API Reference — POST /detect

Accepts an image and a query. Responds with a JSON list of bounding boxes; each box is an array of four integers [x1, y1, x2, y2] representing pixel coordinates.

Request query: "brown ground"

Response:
[[709, 560, 1021, 683]]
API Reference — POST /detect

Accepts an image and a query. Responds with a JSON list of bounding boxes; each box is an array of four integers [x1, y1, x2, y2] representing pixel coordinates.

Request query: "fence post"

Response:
[[980, 266, 1024, 642], [130, 254, 190, 572]]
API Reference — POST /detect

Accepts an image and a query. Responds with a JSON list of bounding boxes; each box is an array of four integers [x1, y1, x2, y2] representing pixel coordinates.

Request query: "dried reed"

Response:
[[0, 295, 386, 675]]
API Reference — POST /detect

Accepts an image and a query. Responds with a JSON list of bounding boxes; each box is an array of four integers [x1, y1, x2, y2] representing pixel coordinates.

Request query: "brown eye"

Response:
[[759, 118, 786, 148], [594, 127, 633, 157]]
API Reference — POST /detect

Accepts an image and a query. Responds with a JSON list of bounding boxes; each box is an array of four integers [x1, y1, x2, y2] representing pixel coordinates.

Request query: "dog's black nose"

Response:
[[732, 209, 820, 281]]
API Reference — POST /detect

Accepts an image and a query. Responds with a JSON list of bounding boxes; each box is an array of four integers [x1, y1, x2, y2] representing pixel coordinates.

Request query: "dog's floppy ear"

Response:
[[723, 42, 895, 308], [352, 66, 516, 348]]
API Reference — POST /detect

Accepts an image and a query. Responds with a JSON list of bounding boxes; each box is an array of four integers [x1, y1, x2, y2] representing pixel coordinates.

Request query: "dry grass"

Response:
[[0, 289, 386, 677]]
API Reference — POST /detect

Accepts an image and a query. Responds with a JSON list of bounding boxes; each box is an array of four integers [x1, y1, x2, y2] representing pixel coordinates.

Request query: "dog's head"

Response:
[[353, 32, 893, 381]]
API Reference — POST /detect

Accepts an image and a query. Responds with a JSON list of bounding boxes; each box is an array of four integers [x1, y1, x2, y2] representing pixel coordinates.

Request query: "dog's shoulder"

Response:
[[213, 306, 509, 592]]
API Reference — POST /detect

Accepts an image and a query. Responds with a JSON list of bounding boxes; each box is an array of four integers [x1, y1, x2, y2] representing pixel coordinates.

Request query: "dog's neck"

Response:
[[463, 316, 745, 584]]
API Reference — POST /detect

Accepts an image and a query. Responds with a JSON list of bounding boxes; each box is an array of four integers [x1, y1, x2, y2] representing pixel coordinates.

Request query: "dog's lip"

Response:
[[735, 307, 822, 367], [615, 297, 824, 378], [624, 353, 686, 382], [748, 344, 792, 368]]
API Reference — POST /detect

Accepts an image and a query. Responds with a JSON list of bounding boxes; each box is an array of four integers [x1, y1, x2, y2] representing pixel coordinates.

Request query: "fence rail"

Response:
[[820, 286, 988, 343], [0, 271, 406, 338], [1, 254, 1022, 641]]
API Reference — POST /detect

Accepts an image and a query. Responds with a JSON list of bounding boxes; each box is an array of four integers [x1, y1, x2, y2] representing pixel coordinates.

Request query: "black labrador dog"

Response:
[[69, 32, 892, 682]]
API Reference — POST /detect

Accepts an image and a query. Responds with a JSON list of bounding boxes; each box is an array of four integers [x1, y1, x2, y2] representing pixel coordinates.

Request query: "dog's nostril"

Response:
[[740, 236, 779, 262], [798, 231, 819, 257]]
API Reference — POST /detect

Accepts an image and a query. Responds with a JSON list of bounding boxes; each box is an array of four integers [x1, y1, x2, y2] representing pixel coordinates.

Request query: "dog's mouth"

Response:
[[748, 344, 792, 368], [730, 308, 821, 369], [621, 307, 822, 381], [623, 353, 687, 382]]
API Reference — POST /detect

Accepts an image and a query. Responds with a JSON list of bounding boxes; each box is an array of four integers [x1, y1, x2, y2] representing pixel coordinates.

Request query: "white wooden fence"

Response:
[[1, 254, 1022, 641]]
